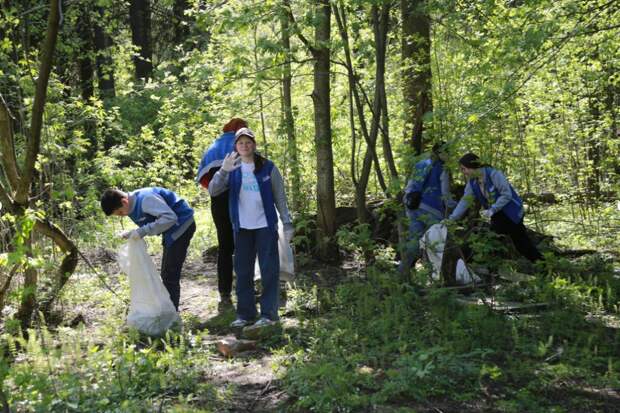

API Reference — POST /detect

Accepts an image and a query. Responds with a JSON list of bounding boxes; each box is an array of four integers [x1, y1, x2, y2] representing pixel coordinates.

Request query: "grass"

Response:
[[0, 204, 619, 412]]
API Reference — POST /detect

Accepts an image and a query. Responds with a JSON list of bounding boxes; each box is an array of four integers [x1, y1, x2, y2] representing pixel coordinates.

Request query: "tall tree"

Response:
[[334, 2, 390, 223], [76, 6, 98, 160], [401, 0, 431, 154], [280, 0, 301, 212], [93, 7, 116, 99], [173, 0, 190, 46], [289, 0, 338, 260], [129, 0, 153, 80], [0, 0, 78, 328]]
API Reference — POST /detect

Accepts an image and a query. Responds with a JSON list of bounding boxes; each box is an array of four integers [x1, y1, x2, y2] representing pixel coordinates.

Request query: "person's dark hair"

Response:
[[431, 141, 448, 157], [222, 118, 248, 133], [253, 153, 266, 172], [458, 152, 483, 169], [100, 188, 126, 216]]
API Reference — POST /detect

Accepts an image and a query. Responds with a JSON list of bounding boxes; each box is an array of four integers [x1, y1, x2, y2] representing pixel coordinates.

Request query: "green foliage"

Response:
[[2, 325, 218, 412], [277, 255, 620, 411]]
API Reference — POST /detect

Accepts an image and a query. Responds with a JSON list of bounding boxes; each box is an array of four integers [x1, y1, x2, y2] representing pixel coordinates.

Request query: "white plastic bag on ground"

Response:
[[420, 223, 480, 285], [255, 219, 296, 282], [118, 238, 181, 336], [455, 259, 481, 284], [420, 223, 447, 281]]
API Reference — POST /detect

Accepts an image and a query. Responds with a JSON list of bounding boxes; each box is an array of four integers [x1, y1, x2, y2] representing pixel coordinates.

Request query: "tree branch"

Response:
[[15, 0, 61, 204], [34, 218, 79, 315], [284, 1, 317, 55]]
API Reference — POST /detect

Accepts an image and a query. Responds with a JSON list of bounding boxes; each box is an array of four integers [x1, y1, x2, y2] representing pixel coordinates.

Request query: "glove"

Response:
[[120, 229, 141, 240], [481, 209, 494, 218], [283, 223, 295, 244], [405, 192, 422, 210], [221, 151, 241, 172]]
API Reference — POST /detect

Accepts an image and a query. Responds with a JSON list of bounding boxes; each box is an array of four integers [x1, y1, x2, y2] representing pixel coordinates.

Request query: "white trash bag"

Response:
[[118, 238, 181, 336], [420, 223, 480, 285], [420, 223, 448, 281], [254, 220, 295, 282]]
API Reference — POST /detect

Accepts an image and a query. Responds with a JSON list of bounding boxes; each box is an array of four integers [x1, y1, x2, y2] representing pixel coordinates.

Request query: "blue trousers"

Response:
[[234, 227, 280, 321], [399, 209, 440, 273]]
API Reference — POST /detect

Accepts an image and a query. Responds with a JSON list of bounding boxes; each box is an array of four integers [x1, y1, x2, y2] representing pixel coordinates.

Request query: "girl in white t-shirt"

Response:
[[208, 128, 293, 328]]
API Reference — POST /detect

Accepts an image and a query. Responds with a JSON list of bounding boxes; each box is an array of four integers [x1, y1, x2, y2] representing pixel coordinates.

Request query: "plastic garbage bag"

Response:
[[118, 238, 181, 336], [455, 259, 481, 284], [254, 219, 295, 282], [420, 223, 480, 284], [420, 223, 447, 281]]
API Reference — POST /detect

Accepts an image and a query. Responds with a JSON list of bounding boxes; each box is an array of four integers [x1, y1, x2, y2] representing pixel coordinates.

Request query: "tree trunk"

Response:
[[93, 7, 116, 99], [14, 0, 60, 205], [401, 0, 431, 154], [253, 25, 269, 156], [77, 8, 94, 103], [0, 0, 78, 328], [16, 235, 37, 330], [76, 6, 98, 160], [312, 0, 337, 260], [129, 0, 153, 80], [173, 0, 190, 46], [280, 0, 300, 212], [334, 3, 389, 224]]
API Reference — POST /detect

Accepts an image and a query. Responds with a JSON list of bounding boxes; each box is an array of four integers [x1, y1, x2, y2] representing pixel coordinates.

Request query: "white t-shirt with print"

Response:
[[238, 161, 268, 229]]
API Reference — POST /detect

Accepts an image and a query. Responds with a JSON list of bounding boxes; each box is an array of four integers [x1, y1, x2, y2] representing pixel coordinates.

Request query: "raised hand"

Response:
[[221, 151, 242, 172]]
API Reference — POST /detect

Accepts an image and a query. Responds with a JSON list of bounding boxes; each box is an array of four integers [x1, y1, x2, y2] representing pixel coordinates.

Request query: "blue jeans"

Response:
[[399, 209, 440, 274], [234, 227, 280, 321]]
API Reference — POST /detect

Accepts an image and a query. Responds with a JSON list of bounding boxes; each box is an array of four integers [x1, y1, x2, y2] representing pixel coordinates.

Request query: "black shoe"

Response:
[[218, 295, 234, 313]]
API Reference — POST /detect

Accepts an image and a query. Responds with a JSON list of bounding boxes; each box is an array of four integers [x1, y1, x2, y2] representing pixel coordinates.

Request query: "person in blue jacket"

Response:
[[448, 153, 542, 262], [400, 142, 456, 274], [209, 127, 294, 328], [101, 187, 195, 310], [196, 118, 248, 307]]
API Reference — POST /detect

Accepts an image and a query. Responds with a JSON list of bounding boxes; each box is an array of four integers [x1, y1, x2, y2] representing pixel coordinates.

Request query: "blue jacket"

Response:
[[404, 158, 454, 218], [450, 167, 524, 224], [469, 167, 524, 223], [196, 131, 236, 183], [128, 187, 194, 247], [228, 160, 278, 233]]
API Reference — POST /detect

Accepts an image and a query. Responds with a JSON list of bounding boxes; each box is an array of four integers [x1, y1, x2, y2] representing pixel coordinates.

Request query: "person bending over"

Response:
[[101, 187, 196, 310]]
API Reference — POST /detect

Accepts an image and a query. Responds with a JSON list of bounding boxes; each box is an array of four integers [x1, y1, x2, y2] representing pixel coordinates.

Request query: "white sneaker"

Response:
[[253, 317, 276, 328], [230, 318, 252, 328]]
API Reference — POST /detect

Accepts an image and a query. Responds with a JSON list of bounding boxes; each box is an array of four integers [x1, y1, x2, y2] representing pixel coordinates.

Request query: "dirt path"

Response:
[[173, 255, 290, 412], [80, 247, 292, 412]]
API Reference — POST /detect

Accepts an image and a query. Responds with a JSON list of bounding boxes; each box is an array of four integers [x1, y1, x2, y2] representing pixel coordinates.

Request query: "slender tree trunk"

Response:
[[76, 7, 98, 160], [280, 0, 300, 212], [0, 0, 78, 328], [334, 3, 389, 223], [312, 0, 337, 260], [77, 9, 94, 103], [16, 235, 37, 330], [253, 25, 269, 156], [129, 0, 153, 80], [173, 0, 190, 46], [401, 0, 431, 154], [93, 7, 116, 99]]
